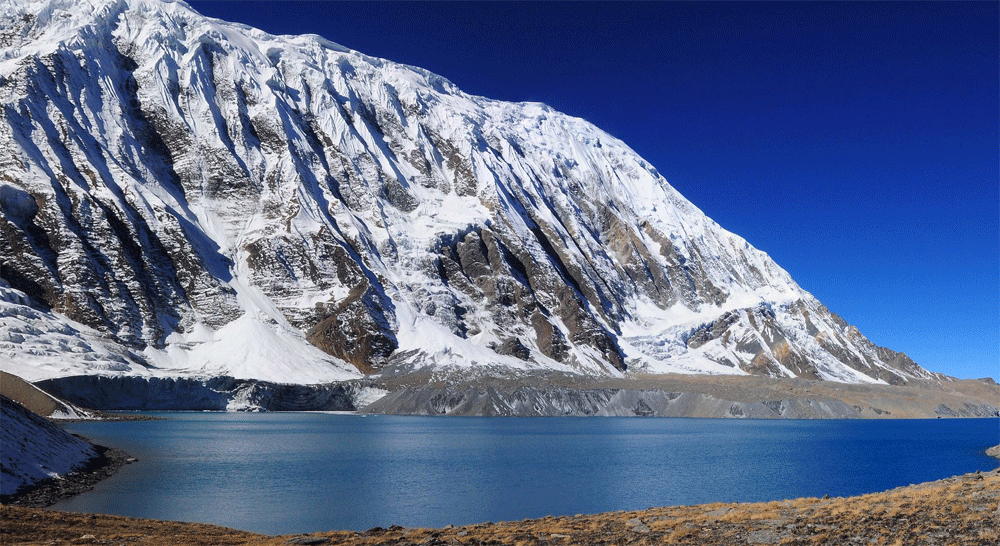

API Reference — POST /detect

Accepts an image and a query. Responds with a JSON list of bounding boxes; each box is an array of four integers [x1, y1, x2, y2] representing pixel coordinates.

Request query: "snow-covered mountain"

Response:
[[0, 0, 935, 388]]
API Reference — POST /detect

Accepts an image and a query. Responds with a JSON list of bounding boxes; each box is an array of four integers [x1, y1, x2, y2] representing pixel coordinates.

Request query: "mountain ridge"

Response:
[[1, 0, 940, 396]]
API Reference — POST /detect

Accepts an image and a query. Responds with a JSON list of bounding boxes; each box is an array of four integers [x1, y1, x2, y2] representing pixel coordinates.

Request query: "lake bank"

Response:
[[3, 467, 998, 546]]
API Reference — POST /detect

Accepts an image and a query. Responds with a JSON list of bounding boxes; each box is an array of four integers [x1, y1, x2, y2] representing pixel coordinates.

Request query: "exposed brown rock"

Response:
[[306, 280, 396, 374]]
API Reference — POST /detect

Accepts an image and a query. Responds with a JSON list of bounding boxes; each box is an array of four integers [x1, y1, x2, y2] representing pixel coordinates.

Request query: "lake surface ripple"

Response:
[[54, 414, 1000, 534]]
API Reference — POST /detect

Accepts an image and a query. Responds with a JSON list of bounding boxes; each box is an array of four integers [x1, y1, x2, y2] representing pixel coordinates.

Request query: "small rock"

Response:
[[626, 518, 650, 533], [747, 530, 779, 544], [457, 530, 468, 537], [80, 536, 96, 541], [443, 524, 455, 530], [550, 534, 569, 539]]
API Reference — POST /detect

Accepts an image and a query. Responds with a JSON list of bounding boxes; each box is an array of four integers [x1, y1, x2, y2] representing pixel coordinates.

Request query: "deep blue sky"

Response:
[[190, 1, 998, 381]]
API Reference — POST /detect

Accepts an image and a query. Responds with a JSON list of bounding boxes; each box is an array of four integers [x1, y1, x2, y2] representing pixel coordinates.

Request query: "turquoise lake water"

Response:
[[53, 414, 999, 534]]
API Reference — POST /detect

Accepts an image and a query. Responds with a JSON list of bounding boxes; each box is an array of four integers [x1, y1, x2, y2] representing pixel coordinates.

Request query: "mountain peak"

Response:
[[0, 0, 934, 388]]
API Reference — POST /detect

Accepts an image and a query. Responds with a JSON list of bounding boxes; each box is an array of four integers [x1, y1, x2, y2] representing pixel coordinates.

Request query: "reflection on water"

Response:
[[54, 414, 999, 534]]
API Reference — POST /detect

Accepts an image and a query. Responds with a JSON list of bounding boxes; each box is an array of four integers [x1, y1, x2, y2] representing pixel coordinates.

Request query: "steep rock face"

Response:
[[0, 0, 937, 386]]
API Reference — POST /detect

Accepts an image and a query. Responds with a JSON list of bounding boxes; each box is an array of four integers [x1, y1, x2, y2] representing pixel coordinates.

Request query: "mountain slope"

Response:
[[0, 394, 97, 497], [0, 0, 936, 388], [0, 370, 96, 418]]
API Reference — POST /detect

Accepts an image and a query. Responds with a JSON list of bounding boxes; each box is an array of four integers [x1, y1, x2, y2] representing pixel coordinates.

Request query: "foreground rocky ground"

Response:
[[3, 468, 998, 546]]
